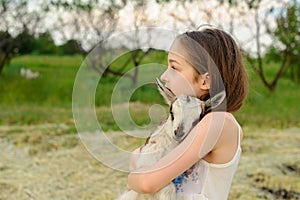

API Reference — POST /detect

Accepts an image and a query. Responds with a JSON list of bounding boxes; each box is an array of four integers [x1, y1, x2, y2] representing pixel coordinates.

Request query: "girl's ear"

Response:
[[199, 72, 210, 90]]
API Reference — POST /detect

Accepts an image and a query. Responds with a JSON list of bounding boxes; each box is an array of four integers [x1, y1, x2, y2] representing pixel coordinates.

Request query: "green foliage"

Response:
[[274, 0, 299, 48], [27, 32, 58, 55], [267, 0, 300, 83], [0, 29, 33, 74], [17, 33, 85, 55], [14, 30, 36, 55], [264, 47, 281, 64], [57, 39, 86, 55]]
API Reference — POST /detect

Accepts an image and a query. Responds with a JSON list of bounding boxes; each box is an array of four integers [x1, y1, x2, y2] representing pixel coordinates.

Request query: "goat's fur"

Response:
[[116, 78, 225, 200]]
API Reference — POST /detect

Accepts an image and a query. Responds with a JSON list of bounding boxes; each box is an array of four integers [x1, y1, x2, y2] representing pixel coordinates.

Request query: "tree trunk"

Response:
[[0, 55, 9, 75], [0, 63, 4, 75], [132, 66, 139, 86]]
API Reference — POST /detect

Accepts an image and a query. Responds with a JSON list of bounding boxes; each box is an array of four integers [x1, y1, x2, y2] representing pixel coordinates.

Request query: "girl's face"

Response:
[[160, 52, 209, 99]]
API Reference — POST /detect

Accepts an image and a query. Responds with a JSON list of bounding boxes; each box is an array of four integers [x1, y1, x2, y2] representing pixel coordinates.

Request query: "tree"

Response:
[[160, 0, 293, 91], [265, 0, 300, 83], [0, 31, 15, 74], [48, 0, 125, 51], [0, 0, 47, 74], [57, 39, 86, 55], [112, 1, 162, 85], [166, 0, 246, 34], [239, 0, 295, 91], [28, 32, 58, 55], [0, 0, 126, 75], [85, 1, 164, 85]]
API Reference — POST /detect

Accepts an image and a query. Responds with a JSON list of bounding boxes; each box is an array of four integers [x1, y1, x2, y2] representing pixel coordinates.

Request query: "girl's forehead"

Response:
[[169, 35, 194, 59], [169, 34, 212, 73], [168, 52, 186, 63], [168, 52, 195, 69]]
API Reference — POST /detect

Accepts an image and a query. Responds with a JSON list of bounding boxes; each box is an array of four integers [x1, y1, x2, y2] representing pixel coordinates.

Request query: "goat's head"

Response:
[[156, 78, 226, 142], [155, 78, 203, 141], [170, 95, 204, 141], [171, 91, 226, 141], [155, 78, 176, 105]]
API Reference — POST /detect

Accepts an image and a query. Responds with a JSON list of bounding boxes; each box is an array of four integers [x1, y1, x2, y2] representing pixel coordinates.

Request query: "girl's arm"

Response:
[[127, 112, 225, 193]]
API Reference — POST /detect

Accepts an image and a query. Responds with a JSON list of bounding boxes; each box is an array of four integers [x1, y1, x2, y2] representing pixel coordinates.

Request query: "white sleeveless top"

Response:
[[174, 117, 242, 200]]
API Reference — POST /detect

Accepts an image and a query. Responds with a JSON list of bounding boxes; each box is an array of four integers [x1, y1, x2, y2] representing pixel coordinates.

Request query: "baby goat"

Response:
[[116, 78, 225, 200]]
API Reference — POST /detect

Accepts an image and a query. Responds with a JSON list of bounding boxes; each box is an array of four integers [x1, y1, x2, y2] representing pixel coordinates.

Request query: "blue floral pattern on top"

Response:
[[172, 173, 184, 184], [172, 173, 185, 192], [172, 163, 198, 193]]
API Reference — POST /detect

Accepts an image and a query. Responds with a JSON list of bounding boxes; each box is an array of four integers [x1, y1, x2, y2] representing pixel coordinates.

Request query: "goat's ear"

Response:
[[155, 78, 176, 105], [205, 90, 226, 109]]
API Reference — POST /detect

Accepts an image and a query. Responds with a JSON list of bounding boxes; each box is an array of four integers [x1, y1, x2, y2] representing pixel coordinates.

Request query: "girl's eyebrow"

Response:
[[168, 59, 180, 64]]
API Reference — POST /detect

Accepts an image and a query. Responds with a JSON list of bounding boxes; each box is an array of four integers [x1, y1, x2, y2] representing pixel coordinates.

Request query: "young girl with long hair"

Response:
[[127, 27, 248, 200]]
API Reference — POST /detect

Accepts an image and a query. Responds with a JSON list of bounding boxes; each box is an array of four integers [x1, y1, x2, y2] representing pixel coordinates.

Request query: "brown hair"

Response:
[[176, 28, 248, 112]]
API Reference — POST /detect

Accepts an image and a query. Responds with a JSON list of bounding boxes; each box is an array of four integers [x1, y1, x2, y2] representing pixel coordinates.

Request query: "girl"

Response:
[[127, 27, 248, 200]]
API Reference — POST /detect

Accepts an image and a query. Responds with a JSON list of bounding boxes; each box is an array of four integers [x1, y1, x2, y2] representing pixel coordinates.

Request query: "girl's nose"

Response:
[[160, 68, 169, 83]]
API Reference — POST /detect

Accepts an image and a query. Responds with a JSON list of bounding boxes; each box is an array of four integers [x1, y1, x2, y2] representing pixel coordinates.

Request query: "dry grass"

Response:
[[0, 125, 299, 200]]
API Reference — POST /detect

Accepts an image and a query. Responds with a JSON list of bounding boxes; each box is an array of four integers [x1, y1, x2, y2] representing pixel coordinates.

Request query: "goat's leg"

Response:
[[115, 190, 139, 200], [154, 183, 176, 200]]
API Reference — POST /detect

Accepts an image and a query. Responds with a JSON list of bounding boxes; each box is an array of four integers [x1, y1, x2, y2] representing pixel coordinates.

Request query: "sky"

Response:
[[114, 0, 290, 54], [3, 0, 290, 53]]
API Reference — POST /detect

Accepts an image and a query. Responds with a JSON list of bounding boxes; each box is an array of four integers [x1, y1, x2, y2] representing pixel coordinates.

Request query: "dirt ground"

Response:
[[0, 124, 299, 200]]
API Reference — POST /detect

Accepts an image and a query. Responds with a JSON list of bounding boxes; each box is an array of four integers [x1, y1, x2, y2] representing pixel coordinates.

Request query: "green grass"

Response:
[[1, 55, 83, 106], [0, 54, 299, 133], [236, 60, 300, 129]]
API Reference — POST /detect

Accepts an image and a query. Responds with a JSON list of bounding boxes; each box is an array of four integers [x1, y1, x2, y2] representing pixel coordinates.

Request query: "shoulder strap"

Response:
[[236, 124, 241, 146], [229, 113, 241, 146]]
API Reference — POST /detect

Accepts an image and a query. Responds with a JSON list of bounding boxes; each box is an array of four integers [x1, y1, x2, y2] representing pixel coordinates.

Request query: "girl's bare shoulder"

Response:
[[201, 112, 242, 164]]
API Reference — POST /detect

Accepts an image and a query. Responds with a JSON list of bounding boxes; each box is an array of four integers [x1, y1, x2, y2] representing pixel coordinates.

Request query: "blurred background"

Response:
[[0, 0, 299, 199]]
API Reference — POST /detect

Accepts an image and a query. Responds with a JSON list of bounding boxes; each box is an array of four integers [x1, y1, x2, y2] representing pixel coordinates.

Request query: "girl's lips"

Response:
[[165, 86, 175, 95], [155, 77, 175, 96]]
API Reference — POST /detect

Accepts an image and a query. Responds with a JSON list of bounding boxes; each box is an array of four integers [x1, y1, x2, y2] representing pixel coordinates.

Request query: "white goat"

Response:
[[116, 78, 225, 200], [20, 68, 40, 79]]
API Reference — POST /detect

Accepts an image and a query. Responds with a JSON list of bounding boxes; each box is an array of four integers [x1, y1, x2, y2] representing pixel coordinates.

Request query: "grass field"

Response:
[[0, 125, 299, 199], [0, 54, 299, 199], [0, 54, 299, 131]]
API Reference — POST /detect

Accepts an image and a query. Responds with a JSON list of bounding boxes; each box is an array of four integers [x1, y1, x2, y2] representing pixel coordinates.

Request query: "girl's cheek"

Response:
[[171, 80, 196, 97], [176, 85, 193, 96], [172, 72, 196, 96]]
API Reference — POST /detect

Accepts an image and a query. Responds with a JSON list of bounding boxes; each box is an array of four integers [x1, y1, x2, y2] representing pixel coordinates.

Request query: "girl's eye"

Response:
[[171, 66, 176, 70]]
